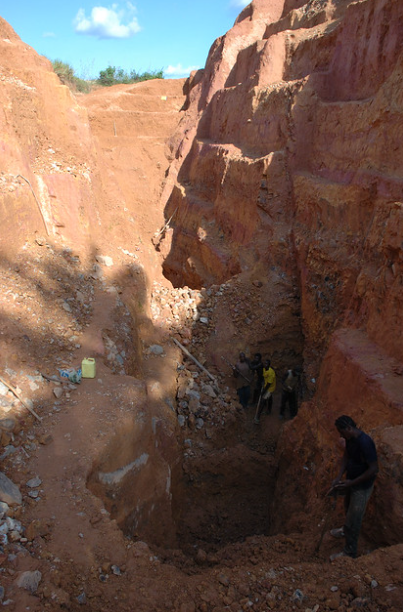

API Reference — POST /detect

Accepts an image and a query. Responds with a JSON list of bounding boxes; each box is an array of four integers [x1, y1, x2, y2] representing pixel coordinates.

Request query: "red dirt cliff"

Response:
[[160, 0, 403, 548]]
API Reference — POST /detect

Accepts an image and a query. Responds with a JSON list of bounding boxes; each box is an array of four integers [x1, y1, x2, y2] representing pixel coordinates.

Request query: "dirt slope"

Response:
[[0, 2, 403, 612]]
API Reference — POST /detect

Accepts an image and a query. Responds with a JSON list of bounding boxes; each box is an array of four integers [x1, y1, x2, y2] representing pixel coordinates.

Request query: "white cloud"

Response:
[[74, 4, 141, 39], [43, 32, 56, 38], [164, 64, 200, 78], [230, 0, 250, 7]]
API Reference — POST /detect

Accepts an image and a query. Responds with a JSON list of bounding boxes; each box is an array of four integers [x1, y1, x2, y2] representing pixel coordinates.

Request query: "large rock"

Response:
[[0, 472, 22, 506], [16, 570, 42, 593], [372, 426, 403, 546]]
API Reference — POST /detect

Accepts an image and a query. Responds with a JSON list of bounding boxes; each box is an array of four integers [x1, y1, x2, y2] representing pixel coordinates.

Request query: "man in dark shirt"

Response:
[[329, 415, 378, 560]]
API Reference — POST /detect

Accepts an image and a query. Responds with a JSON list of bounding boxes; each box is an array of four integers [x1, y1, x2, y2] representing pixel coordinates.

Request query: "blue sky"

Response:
[[1, 1, 250, 79]]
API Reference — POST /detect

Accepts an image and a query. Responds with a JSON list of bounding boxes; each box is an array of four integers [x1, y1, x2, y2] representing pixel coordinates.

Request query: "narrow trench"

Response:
[[87, 280, 294, 558], [84, 251, 393, 570], [170, 430, 279, 556], [86, 272, 299, 562]]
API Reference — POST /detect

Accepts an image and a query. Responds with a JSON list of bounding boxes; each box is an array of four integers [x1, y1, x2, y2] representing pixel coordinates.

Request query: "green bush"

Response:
[[73, 78, 92, 94], [52, 59, 75, 82], [97, 65, 164, 86], [51, 59, 91, 93], [51, 59, 164, 93]]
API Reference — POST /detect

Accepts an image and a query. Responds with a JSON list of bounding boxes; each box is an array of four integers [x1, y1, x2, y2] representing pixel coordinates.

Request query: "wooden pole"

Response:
[[172, 338, 219, 390], [16, 174, 50, 236], [154, 207, 178, 238]]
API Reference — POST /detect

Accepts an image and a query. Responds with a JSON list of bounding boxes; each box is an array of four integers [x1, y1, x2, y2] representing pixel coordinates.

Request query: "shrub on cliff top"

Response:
[[97, 65, 164, 86], [51, 59, 164, 93], [51, 59, 91, 93]]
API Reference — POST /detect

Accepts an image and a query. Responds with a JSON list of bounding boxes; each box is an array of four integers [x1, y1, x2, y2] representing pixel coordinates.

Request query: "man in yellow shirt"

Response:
[[254, 359, 276, 424]]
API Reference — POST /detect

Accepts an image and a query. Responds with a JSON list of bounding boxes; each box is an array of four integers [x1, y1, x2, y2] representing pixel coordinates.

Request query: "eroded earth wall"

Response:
[[0, 14, 187, 551], [0, 17, 100, 258], [160, 0, 403, 542]]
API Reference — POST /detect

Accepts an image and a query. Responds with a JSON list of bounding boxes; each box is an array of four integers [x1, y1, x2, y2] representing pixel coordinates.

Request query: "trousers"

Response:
[[343, 484, 374, 558], [280, 389, 297, 418], [237, 385, 250, 409]]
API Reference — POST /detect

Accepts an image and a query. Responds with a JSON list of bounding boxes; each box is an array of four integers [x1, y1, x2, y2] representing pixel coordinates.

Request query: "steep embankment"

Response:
[[0, 17, 100, 259], [81, 79, 186, 277], [159, 0, 403, 544]]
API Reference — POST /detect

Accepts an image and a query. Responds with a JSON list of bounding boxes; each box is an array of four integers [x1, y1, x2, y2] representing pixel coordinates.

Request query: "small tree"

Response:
[[98, 66, 117, 87]]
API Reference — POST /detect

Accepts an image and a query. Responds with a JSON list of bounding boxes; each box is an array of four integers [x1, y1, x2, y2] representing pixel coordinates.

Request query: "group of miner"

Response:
[[230, 351, 379, 562], [232, 351, 300, 424]]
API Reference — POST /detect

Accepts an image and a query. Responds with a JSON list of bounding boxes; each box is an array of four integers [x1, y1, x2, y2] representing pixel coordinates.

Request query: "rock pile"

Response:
[[175, 362, 237, 435], [151, 273, 301, 368], [150, 281, 256, 433]]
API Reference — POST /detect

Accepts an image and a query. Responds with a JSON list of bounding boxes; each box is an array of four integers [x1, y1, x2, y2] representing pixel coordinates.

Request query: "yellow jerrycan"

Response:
[[81, 357, 96, 379]]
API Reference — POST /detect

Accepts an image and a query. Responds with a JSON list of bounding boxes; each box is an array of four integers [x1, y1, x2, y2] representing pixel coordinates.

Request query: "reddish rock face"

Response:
[[0, 18, 101, 258], [160, 0, 403, 542], [0, 16, 185, 268]]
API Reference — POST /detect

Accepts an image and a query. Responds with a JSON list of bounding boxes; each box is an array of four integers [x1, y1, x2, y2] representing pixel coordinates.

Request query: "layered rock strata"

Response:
[[160, 0, 403, 543]]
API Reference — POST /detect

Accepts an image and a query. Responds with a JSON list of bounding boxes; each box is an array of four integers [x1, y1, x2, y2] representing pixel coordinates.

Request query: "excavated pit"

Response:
[[87, 416, 280, 556], [170, 440, 278, 555], [85, 257, 307, 557]]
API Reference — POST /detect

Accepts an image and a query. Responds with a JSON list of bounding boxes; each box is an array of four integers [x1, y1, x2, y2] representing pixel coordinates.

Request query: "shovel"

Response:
[[253, 386, 264, 423]]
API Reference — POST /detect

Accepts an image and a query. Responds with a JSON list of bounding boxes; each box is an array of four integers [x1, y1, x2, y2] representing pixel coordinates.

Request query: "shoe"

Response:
[[253, 418, 260, 424], [330, 527, 345, 538], [329, 551, 348, 561]]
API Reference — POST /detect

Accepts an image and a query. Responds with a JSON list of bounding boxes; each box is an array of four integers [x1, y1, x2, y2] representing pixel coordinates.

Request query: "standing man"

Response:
[[233, 352, 252, 410], [279, 368, 301, 419], [329, 415, 378, 560], [254, 359, 276, 423]]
